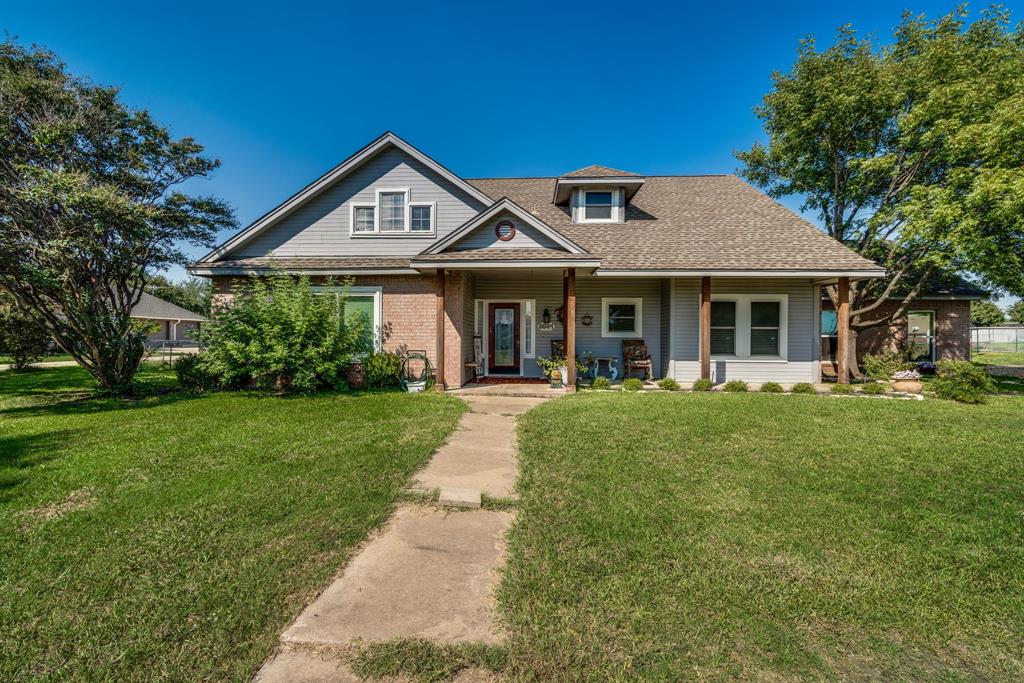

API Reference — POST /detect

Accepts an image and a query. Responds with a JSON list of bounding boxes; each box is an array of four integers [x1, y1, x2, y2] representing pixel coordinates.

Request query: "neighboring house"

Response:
[[820, 275, 985, 371], [131, 292, 205, 346], [188, 132, 884, 387]]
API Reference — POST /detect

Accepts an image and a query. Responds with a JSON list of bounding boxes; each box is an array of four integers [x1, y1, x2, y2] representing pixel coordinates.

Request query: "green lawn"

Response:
[[0, 353, 76, 364], [974, 351, 1024, 367], [0, 366, 465, 681], [501, 392, 1024, 680]]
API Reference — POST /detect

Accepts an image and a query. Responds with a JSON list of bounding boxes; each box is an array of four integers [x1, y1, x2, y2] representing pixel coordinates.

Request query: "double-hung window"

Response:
[[584, 191, 614, 221], [706, 295, 788, 360], [350, 189, 435, 236], [710, 302, 736, 355], [379, 191, 406, 232]]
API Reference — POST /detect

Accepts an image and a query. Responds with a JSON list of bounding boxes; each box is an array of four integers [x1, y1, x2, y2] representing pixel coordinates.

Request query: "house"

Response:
[[820, 275, 985, 371], [188, 132, 885, 388], [131, 292, 205, 346]]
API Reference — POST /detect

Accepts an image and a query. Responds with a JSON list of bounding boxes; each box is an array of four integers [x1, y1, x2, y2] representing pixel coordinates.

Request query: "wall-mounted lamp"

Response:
[[542, 308, 551, 324]]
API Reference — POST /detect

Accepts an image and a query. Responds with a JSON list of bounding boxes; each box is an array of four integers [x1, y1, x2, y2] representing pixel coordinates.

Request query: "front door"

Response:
[[488, 303, 520, 374]]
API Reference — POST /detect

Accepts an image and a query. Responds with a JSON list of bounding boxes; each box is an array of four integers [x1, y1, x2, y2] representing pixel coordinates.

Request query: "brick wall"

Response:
[[823, 298, 972, 361], [209, 272, 471, 388]]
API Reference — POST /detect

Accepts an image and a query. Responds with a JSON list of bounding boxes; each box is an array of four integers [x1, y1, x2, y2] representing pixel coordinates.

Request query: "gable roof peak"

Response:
[[562, 164, 641, 178]]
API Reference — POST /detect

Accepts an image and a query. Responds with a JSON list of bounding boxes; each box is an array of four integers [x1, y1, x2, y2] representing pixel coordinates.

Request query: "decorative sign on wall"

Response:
[[495, 220, 516, 241], [581, 314, 594, 326], [538, 322, 556, 332]]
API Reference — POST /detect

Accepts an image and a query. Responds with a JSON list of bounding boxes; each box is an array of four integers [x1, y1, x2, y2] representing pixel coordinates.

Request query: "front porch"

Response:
[[431, 267, 855, 390]]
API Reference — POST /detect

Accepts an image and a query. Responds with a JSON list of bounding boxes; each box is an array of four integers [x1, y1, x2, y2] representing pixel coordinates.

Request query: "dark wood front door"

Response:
[[488, 303, 520, 374]]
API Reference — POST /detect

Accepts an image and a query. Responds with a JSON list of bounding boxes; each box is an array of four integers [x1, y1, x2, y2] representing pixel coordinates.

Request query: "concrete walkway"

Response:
[[256, 394, 548, 682]]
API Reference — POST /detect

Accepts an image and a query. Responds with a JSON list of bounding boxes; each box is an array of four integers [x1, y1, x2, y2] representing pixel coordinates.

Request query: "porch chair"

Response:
[[622, 339, 653, 381]]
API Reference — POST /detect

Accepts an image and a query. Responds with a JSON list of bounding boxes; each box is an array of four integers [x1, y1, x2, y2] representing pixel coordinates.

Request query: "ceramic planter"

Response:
[[891, 379, 922, 394]]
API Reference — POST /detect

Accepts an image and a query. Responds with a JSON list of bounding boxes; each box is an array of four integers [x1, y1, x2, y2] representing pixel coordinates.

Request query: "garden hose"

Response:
[[400, 352, 433, 392]]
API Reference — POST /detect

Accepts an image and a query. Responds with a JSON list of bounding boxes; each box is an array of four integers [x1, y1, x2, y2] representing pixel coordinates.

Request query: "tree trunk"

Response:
[[88, 341, 146, 394]]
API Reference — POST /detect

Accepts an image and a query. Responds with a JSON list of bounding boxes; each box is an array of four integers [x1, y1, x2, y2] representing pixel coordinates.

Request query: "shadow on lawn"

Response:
[[0, 429, 80, 504]]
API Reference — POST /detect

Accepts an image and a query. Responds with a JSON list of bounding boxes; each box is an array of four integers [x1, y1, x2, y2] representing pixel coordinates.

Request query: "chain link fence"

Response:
[[972, 326, 1024, 355]]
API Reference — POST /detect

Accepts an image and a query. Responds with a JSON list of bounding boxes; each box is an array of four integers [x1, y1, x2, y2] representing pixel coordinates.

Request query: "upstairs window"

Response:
[[352, 205, 375, 233], [351, 189, 435, 236], [379, 191, 406, 232], [411, 204, 434, 232], [584, 191, 613, 221]]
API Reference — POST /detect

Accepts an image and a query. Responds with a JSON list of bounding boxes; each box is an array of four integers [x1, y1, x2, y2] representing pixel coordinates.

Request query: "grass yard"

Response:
[[501, 392, 1024, 680], [973, 350, 1024, 367], [0, 353, 76, 364], [0, 365, 464, 681]]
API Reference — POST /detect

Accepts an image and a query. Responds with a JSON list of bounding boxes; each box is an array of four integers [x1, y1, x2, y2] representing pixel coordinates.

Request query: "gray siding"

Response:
[[670, 277, 819, 383], [472, 273, 661, 378], [234, 147, 488, 258], [451, 211, 563, 251]]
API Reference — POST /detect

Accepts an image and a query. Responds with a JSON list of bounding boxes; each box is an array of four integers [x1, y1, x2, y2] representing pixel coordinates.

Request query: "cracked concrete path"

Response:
[[255, 394, 548, 682]]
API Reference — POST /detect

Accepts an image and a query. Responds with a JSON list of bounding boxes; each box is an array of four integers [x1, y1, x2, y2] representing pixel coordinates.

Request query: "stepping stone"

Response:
[[282, 506, 512, 646], [439, 487, 482, 509]]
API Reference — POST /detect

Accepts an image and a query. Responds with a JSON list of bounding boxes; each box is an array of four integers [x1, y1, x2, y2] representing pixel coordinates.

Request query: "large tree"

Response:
[[0, 40, 235, 392], [146, 273, 213, 317], [738, 7, 1024, 373], [1008, 300, 1024, 325], [971, 300, 1005, 327]]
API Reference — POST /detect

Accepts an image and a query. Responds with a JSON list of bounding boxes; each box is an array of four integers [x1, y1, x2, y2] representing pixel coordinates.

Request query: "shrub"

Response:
[[860, 382, 887, 395], [862, 351, 911, 379], [760, 381, 784, 393], [831, 383, 853, 394], [791, 383, 815, 394], [198, 272, 369, 393], [657, 378, 680, 391], [916, 361, 936, 375], [692, 378, 714, 392], [362, 351, 402, 389], [0, 298, 51, 370], [723, 380, 748, 393], [591, 376, 611, 390], [173, 353, 217, 392], [622, 378, 644, 392], [933, 360, 994, 404]]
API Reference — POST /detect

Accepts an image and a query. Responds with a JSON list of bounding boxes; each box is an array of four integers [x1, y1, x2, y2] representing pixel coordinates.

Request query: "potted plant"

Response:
[[536, 356, 588, 388], [891, 368, 923, 393]]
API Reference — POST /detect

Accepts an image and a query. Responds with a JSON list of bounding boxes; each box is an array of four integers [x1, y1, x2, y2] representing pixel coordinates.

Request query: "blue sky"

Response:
[[4, 1, 1018, 304]]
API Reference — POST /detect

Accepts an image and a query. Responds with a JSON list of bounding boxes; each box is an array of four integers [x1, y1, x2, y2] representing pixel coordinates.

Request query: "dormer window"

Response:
[[584, 191, 613, 221]]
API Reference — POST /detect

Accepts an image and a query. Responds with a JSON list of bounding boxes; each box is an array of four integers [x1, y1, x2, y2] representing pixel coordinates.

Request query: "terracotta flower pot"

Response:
[[891, 379, 922, 394]]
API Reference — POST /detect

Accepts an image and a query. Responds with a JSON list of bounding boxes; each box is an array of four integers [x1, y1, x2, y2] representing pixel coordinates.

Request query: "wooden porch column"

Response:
[[836, 276, 850, 384], [565, 268, 576, 388], [700, 276, 711, 380], [436, 268, 446, 391]]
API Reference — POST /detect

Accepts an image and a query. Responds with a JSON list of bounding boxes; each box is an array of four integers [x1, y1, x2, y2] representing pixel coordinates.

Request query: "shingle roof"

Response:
[[192, 256, 413, 271], [562, 165, 641, 178], [412, 248, 598, 262], [466, 175, 881, 272], [131, 292, 205, 321]]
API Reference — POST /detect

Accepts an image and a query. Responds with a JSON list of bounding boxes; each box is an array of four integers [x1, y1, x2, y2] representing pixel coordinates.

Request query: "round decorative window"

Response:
[[495, 220, 516, 241]]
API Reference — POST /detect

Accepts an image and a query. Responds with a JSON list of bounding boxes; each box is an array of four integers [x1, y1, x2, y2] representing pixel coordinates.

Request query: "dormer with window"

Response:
[[552, 165, 645, 224]]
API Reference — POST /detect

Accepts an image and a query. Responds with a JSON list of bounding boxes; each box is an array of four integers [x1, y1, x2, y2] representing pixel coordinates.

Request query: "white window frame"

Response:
[[575, 188, 622, 224], [706, 294, 788, 361], [601, 297, 643, 338], [349, 188, 435, 237], [350, 203, 376, 234], [409, 201, 436, 234], [312, 285, 383, 353], [523, 299, 536, 358]]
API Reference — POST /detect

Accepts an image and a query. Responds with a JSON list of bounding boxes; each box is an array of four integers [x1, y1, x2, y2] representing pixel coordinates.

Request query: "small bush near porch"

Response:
[[502, 392, 1024, 680], [0, 365, 464, 681]]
